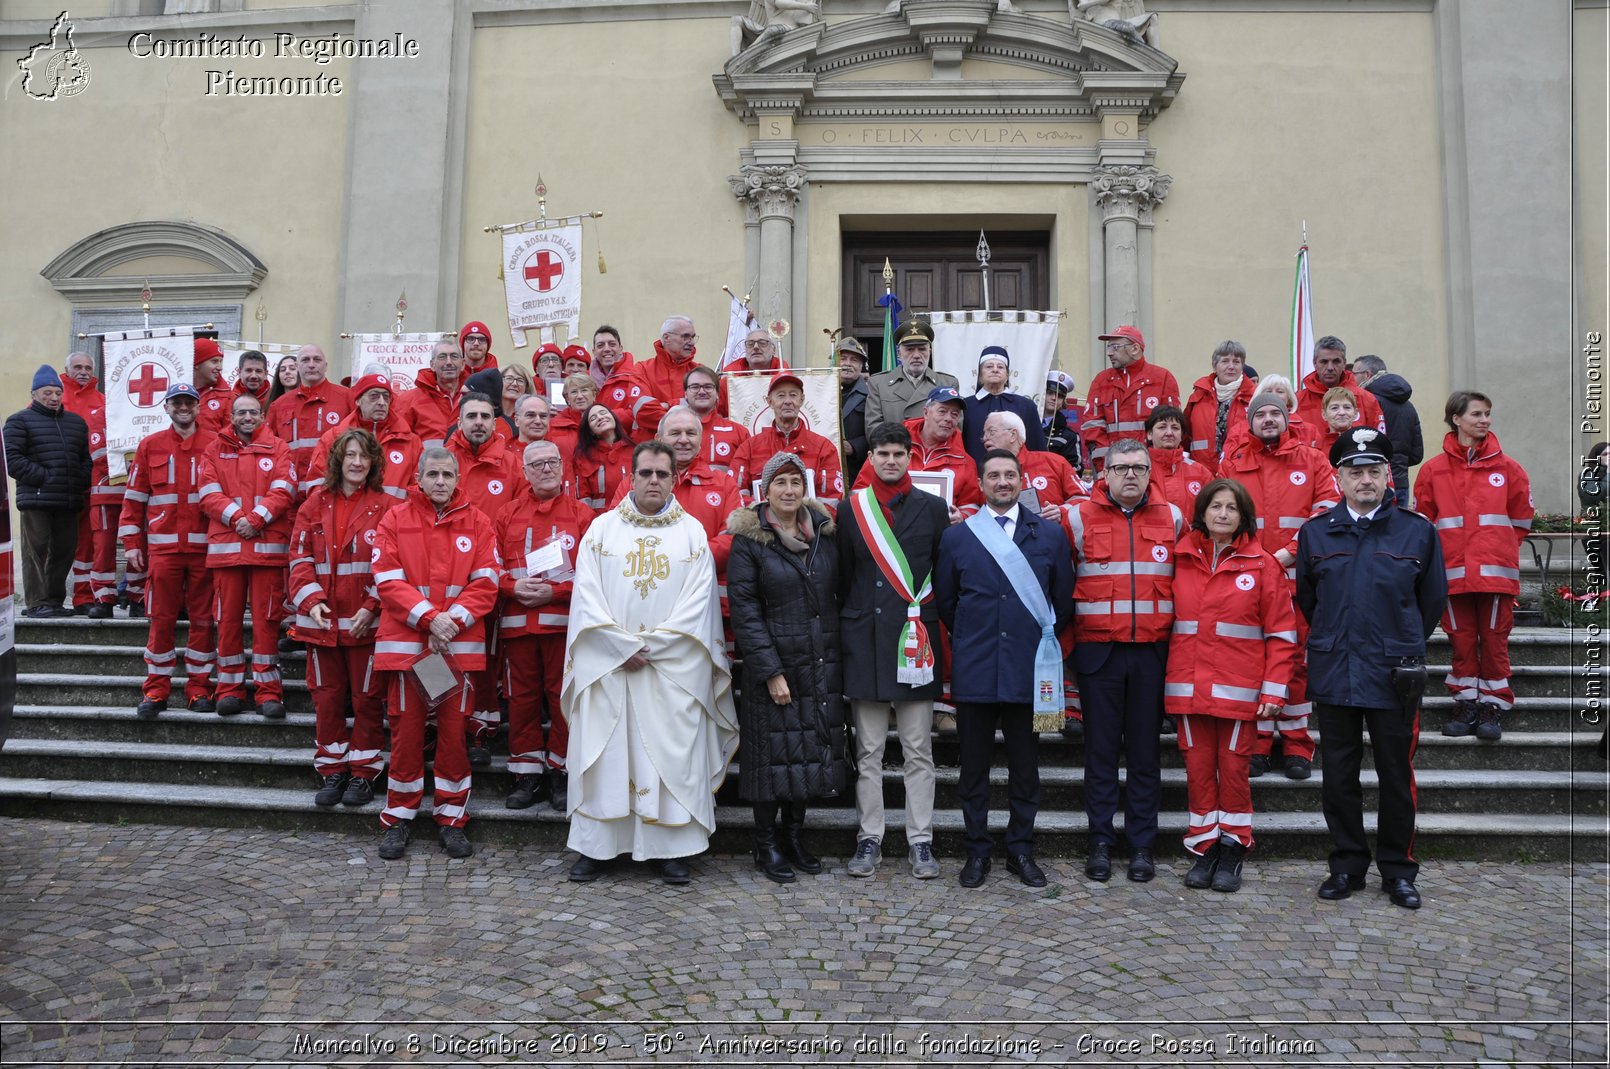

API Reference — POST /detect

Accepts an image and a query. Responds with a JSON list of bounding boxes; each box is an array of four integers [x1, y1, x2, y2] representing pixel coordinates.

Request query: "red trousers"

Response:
[[467, 663, 500, 744], [308, 644, 385, 779], [1178, 713, 1255, 853], [142, 554, 215, 703], [212, 565, 286, 703], [502, 633, 568, 774], [1252, 586, 1314, 760], [382, 672, 471, 828], [70, 504, 140, 607], [1443, 592, 1516, 709]]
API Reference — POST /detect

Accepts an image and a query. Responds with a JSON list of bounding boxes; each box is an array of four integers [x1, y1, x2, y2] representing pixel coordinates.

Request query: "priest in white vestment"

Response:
[[563, 440, 739, 884]]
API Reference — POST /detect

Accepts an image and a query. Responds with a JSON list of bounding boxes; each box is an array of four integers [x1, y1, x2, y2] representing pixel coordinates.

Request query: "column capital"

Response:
[[730, 162, 809, 223], [1091, 164, 1172, 224]]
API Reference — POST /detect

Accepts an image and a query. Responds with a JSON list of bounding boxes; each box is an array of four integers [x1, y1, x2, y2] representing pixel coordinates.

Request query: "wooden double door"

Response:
[[842, 230, 1051, 371]]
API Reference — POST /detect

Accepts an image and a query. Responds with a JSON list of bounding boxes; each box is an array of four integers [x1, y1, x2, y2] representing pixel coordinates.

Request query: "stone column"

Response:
[[1091, 164, 1171, 332], [730, 163, 807, 332]]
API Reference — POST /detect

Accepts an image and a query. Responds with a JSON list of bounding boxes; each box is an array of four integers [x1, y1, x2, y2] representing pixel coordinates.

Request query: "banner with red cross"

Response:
[[103, 327, 195, 480], [218, 340, 305, 391], [502, 222, 583, 348]]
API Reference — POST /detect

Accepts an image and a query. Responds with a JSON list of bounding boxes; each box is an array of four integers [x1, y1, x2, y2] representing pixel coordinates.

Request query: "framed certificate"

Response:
[[547, 380, 567, 407], [910, 468, 955, 508]]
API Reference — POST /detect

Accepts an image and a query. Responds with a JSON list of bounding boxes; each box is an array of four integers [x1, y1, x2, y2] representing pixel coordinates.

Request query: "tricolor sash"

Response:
[[848, 487, 934, 685], [965, 510, 1061, 716]]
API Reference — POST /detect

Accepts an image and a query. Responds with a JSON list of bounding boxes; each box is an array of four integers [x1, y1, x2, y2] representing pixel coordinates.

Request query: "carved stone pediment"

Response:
[[714, 0, 1181, 125]]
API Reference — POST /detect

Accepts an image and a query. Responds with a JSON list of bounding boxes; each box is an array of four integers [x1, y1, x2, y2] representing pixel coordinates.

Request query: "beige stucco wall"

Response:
[[1576, 3, 1608, 453], [457, 16, 751, 362], [0, 37, 353, 385], [1145, 9, 1447, 405]]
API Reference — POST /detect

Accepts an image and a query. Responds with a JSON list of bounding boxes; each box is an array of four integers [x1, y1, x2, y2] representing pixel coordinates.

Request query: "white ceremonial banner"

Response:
[[218, 341, 303, 389], [502, 223, 583, 348], [719, 293, 756, 371], [928, 310, 1062, 411], [103, 327, 195, 480], [348, 333, 455, 391], [725, 367, 841, 449]]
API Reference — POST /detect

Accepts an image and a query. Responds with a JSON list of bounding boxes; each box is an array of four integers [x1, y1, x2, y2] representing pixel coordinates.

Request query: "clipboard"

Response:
[[409, 650, 466, 710]]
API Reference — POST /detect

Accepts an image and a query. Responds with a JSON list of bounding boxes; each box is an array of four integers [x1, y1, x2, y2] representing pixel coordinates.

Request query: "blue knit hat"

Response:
[[31, 365, 61, 392]]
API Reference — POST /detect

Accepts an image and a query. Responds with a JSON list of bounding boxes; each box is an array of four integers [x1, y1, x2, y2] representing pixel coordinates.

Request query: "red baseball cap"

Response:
[[350, 373, 393, 400], [192, 337, 222, 365], [767, 372, 805, 395], [459, 321, 492, 344], [1097, 325, 1145, 349], [532, 342, 564, 366]]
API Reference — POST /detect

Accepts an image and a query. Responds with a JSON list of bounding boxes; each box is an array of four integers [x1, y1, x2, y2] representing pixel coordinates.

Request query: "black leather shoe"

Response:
[[216, 696, 245, 717], [1127, 850, 1156, 883], [468, 743, 492, 768], [187, 696, 215, 713], [1084, 843, 1111, 882], [1060, 717, 1084, 741], [1317, 872, 1367, 900], [568, 855, 609, 882], [1382, 877, 1422, 910], [1159, 715, 1176, 735], [1284, 756, 1312, 780], [86, 603, 113, 620], [1006, 854, 1047, 888], [504, 773, 546, 810], [313, 772, 349, 807], [1183, 842, 1220, 890], [549, 772, 568, 813], [958, 856, 991, 888], [1248, 754, 1269, 778], [658, 858, 692, 884], [135, 696, 166, 721], [258, 700, 286, 721]]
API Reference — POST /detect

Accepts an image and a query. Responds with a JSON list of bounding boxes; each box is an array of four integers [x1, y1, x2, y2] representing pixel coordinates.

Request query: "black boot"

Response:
[[778, 801, 822, 875], [752, 804, 796, 884], [1212, 839, 1248, 893], [1183, 840, 1220, 890]]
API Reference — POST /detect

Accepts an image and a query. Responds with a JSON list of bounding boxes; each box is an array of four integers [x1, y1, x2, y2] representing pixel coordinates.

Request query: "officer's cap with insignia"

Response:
[[1330, 426, 1393, 468], [895, 320, 934, 347]]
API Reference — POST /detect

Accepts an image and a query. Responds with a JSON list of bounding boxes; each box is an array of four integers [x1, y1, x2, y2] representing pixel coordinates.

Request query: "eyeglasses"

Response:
[[685, 383, 717, 392], [1106, 464, 1151, 477], [667, 332, 698, 342], [525, 459, 563, 470], [635, 469, 673, 481]]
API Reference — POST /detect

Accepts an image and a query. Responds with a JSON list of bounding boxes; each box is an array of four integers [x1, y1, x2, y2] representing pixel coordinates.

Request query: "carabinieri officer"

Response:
[[1295, 428, 1447, 910]]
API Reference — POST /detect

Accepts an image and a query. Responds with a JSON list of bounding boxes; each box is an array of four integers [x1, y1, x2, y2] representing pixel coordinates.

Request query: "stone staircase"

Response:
[[1, 603, 1605, 862]]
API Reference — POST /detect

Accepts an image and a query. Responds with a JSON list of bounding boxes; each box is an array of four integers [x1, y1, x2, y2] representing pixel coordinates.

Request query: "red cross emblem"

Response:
[[128, 363, 169, 408], [522, 249, 565, 293]]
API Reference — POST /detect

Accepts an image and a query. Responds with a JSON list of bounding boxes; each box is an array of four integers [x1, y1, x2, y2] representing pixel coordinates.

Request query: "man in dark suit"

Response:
[[838, 335, 870, 487], [837, 421, 950, 880], [936, 449, 1074, 888], [1296, 429, 1447, 910]]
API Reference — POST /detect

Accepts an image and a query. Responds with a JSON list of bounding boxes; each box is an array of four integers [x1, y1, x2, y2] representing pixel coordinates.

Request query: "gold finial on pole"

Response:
[[882, 257, 893, 287], [254, 298, 267, 345], [535, 175, 547, 224], [395, 290, 408, 333], [141, 278, 152, 329]]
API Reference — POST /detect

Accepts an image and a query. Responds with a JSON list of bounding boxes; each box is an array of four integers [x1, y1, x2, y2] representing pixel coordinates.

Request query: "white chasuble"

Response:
[[562, 496, 738, 860]]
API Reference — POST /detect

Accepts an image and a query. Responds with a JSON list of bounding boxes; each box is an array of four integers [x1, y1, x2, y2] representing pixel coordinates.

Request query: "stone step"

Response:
[[3, 738, 1602, 818], [6, 705, 1598, 773], [19, 674, 313, 712], [0, 776, 1599, 862]]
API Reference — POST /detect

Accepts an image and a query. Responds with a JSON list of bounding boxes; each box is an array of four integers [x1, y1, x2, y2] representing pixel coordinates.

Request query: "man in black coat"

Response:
[[936, 449, 1074, 889], [1296, 429, 1446, 910], [1353, 354, 1423, 507], [838, 335, 870, 487], [5, 365, 91, 616], [837, 420, 949, 880]]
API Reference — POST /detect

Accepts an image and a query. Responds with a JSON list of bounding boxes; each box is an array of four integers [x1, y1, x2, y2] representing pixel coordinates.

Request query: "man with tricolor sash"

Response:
[[836, 421, 948, 881]]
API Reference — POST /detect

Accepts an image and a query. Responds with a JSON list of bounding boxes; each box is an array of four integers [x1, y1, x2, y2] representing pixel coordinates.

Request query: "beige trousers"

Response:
[[851, 699, 935, 845]]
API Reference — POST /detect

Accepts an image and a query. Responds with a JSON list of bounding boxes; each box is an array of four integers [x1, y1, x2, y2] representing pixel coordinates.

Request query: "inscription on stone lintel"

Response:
[[798, 122, 1091, 147]]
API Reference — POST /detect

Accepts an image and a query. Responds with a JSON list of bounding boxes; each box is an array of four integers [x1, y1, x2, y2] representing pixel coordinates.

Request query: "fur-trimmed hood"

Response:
[[727, 500, 836, 545]]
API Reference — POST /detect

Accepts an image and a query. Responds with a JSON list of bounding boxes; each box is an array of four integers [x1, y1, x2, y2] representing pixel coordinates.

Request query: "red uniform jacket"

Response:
[[197, 384, 239, 437], [717, 356, 788, 417], [1019, 446, 1088, 507], [698, 408, 750, 473], [1165, 529, 1298, 719], [118, 427, 215, 557], [1060, 482, 1184, 644], [1216, 429, 1337, 570], [268, 380, 352, 495], [61, 377, 119, 509], [306, 410, 423, 501], [850, 417, 984, 510], [288, 485, 399, 646], [594, 353, 649, 439], [397, 368, 466, 449], [372, 488, 501, 670], [1149, 446, 1213, 512], [1413, 431, 1534, 595], [570, 437, 634, 511], [1294, 369, 1386, 437], [732, 422, 844, 503], [496, 490, 596, 637], [1181, 372, 1255, 464], [444, 428, 525, 523], [198, 428, 297, 567], [631, 341, 699, 431], [1081, 356, 1181, 472]]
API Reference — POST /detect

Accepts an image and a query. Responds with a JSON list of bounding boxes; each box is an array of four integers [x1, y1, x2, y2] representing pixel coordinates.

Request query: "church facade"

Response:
[[0, 0, 1601, 508]]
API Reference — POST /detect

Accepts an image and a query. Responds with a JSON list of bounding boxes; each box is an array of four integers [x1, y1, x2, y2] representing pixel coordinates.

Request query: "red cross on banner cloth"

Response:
[[129, 363, 169, 406], [523, 250, 564, 292]]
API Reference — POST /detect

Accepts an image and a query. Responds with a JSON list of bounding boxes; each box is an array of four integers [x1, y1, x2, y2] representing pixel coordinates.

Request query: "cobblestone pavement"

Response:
[[0, 819, 1604, 1066]]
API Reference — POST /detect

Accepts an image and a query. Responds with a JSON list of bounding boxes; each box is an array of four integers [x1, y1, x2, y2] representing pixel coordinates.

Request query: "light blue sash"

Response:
[[965, 510, 1062, 715]]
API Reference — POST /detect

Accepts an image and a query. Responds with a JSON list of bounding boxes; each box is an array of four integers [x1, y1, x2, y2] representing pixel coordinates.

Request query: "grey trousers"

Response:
[[851, 699, 935, 845]]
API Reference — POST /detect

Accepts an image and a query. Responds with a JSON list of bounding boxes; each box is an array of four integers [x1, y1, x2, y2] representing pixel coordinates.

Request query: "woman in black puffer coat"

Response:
[[726, 451, 846, 883]]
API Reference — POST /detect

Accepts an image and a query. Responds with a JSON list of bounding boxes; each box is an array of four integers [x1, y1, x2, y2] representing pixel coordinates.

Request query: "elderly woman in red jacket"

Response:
[[1165, 477, 1298, 892]]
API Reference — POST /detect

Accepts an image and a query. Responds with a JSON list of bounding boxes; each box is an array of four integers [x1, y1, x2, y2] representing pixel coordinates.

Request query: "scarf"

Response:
[[848, 485, 934, 685], [866, 470, 914, 524], [1213, 377, 1240, 456]]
